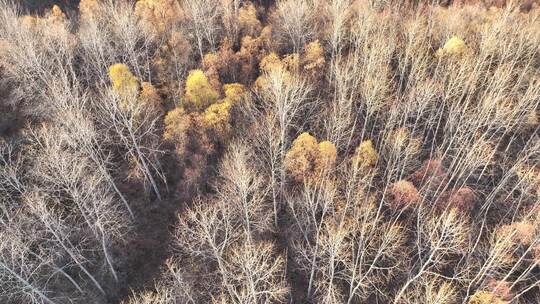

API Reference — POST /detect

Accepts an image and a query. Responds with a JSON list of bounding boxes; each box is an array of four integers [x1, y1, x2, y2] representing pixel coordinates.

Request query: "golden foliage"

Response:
[[50, 5, 66, 22], [164, 107, 213, 157], [500, 221, 535, 246], [255, 52, 297, 89], [184, 70, 220, 110], [284, 133, 337, 182], [20, 15, 38, 27], [238, 3, 262, 37], [284, 132, 320, 182], [79, 0, 102, 21], [436, 36, 469, 57], [163, 107, 187, 143], [353, 140, 378, 169], [203, 101, 232, 140], [282, 53, 299, 72], [259, 52, 283, 74], [318, 141, 337, 169], [223, 83, 246, 104], [108, 63, 139, 97], [390, 127, 421, 153], [303, 40, 325, 72], [135, 0, 183, 34], [203, 52, 220, 69], [259, 52, 298, 74], [139, 82, 163, 113], [468, 291, 506, 304], [20, 5, 67, 29]]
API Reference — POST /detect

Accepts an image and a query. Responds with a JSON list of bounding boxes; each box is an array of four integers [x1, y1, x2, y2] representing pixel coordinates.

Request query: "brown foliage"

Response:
[[409, 159, 448, 191], [237, 3, 262, 38], [134, 0, 184, 35], [486, 279, 513, 301], [203, 26, 272, 84], [436, 186, 477, 213], [387, 180, 422, 211]]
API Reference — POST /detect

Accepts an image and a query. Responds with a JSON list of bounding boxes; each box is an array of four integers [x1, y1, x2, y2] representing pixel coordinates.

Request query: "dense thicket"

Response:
[[0, 0, 539, 303]]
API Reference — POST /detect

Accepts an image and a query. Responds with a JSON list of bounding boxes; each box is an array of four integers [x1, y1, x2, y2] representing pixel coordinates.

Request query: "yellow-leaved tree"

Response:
[[318, 141, 337, 169], [284, 132, 337, 182], [202, 83, 246, 141], [353, 139, 378, 169], [184, 69, 219, 110], [108, 63, 139, 98]]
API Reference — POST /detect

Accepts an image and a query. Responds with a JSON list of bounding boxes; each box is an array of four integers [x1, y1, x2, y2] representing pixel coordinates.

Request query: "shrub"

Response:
[[486, 279, 513, 301], [503, 221, 535, 246], [436, 36, 469, 57], [447, 187, 476, 212], [184, 70, 219, 110]]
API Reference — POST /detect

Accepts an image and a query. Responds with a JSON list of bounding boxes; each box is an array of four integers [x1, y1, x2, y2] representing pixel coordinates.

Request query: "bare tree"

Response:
[[182, 0, 221, 59], [271, 0, 317, 52], [97, 87, 165, 201], [253, 67, 312, 226]]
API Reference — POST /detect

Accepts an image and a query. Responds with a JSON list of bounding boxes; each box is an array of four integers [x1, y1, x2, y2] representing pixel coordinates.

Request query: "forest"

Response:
[[0, 0, 539, 303]]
